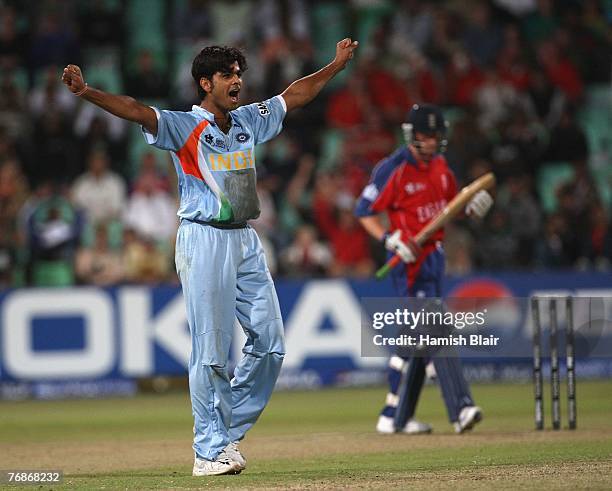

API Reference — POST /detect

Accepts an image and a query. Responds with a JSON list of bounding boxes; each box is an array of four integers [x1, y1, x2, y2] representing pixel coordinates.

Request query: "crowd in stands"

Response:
[[0, 0, 610, 288]]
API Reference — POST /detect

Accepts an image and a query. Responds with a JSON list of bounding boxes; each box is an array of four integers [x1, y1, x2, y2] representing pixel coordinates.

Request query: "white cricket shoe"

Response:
[[224, 442, 247, 471], [403, 419, 433, 434], [192, 449, 242, 476], [454, 405, 483, 434], [376, 415, 396, 434], [376, 415, 432, 434]]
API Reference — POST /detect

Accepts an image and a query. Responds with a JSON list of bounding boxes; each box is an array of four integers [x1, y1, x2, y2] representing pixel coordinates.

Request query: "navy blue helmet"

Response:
[[401, 103, 449, 153]]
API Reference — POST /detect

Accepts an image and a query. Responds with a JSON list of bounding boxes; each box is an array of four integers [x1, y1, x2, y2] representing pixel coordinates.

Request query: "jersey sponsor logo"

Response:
[[256, 102, 270, 116], [416, 199, 447, 223], [362, 183, 379, 201], [235, 132, 250, 143], [404, 182, 426, 195], [208, 149, 255, 171], [203, 133, 228, 150]]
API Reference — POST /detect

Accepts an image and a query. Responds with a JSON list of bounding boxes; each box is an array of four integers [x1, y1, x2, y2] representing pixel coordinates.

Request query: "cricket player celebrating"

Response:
[[62, 38, 358, 476], [355, 104, 493, 435]]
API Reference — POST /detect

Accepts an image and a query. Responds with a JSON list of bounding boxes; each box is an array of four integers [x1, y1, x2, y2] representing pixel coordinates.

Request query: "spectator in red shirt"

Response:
[[496, 24, 531, 91], [445, 49, 485, 106], [361, 56, 412, 124], [326, 74, 370, 129], [341, 111, 397, 195], [537, 39, 583, 101], [312, 173, 374, 277]]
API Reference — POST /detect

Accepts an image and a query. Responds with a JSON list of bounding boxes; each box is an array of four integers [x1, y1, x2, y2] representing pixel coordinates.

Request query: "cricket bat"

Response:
[[375, 172, 496, 280]]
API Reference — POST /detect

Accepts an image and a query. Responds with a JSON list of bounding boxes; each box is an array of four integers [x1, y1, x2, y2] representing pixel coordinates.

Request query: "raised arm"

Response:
[[281, 38, 358, 112], [62, 64, 158, 135]]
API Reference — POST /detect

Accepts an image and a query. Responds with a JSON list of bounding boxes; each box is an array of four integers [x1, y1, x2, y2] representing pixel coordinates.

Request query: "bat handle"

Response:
[[375, 255, 401, 280]]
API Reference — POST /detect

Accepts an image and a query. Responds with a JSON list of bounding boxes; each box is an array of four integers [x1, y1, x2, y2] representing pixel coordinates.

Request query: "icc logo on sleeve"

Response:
[[236, 132, 250, 143]]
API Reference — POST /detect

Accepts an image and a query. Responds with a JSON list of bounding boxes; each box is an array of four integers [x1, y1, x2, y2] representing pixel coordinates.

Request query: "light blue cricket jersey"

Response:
[[142, 95, 286, 224]]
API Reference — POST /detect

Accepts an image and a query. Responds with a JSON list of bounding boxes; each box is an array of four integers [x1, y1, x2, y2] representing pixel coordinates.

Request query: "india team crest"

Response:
[[236, 132, 250, 143]]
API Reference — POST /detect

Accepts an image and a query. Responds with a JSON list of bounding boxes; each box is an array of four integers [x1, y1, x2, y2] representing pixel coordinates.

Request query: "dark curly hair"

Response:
[[191, 46, 248, 101]]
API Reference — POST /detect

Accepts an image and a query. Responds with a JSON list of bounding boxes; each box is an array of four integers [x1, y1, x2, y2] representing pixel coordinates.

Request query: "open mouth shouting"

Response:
[[229, 86, 240, 104]]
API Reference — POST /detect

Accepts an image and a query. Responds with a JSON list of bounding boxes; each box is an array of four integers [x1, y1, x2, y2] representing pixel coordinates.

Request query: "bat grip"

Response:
[[375, 255, 401, 280]]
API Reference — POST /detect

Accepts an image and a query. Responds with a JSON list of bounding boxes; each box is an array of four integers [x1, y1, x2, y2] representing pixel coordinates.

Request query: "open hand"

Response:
[[334, 38, 359, 70], [61, 64, 86, 94]]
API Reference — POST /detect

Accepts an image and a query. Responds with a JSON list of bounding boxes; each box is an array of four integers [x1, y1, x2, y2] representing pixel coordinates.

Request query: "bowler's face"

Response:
[[211, 61, 242, 110]]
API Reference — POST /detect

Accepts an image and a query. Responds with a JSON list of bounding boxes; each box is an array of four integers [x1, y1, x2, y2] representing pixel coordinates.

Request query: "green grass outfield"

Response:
[[1, 380, 612, 489]]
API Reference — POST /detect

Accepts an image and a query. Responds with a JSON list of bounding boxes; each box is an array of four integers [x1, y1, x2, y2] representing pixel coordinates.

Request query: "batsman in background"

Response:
[[355, 104, 493, 434], [63, 39, 358, 476]]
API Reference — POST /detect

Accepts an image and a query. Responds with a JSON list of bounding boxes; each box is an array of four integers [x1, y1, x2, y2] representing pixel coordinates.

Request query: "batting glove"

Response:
[[465, 190, 493, 218], [383, 230, 420, 264]]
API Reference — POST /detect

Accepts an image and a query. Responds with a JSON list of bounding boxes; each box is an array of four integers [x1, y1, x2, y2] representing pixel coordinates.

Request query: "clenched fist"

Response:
[[384, 230, 421, 264], [61, 64, 87, 95], [333, 38, 359, 70], [465, 190, 493, 218]]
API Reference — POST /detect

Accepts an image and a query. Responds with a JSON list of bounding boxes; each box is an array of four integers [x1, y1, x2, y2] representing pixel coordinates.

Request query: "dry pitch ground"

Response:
[[1, 381, 611, 489]]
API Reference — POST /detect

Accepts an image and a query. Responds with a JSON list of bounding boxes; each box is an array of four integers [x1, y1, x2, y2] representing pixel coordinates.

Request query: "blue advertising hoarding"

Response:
[[0, 273, 611, 398]]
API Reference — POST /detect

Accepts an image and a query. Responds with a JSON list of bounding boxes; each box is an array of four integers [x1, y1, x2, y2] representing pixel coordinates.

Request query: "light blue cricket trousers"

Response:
[[175, 220, 285, 460]]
